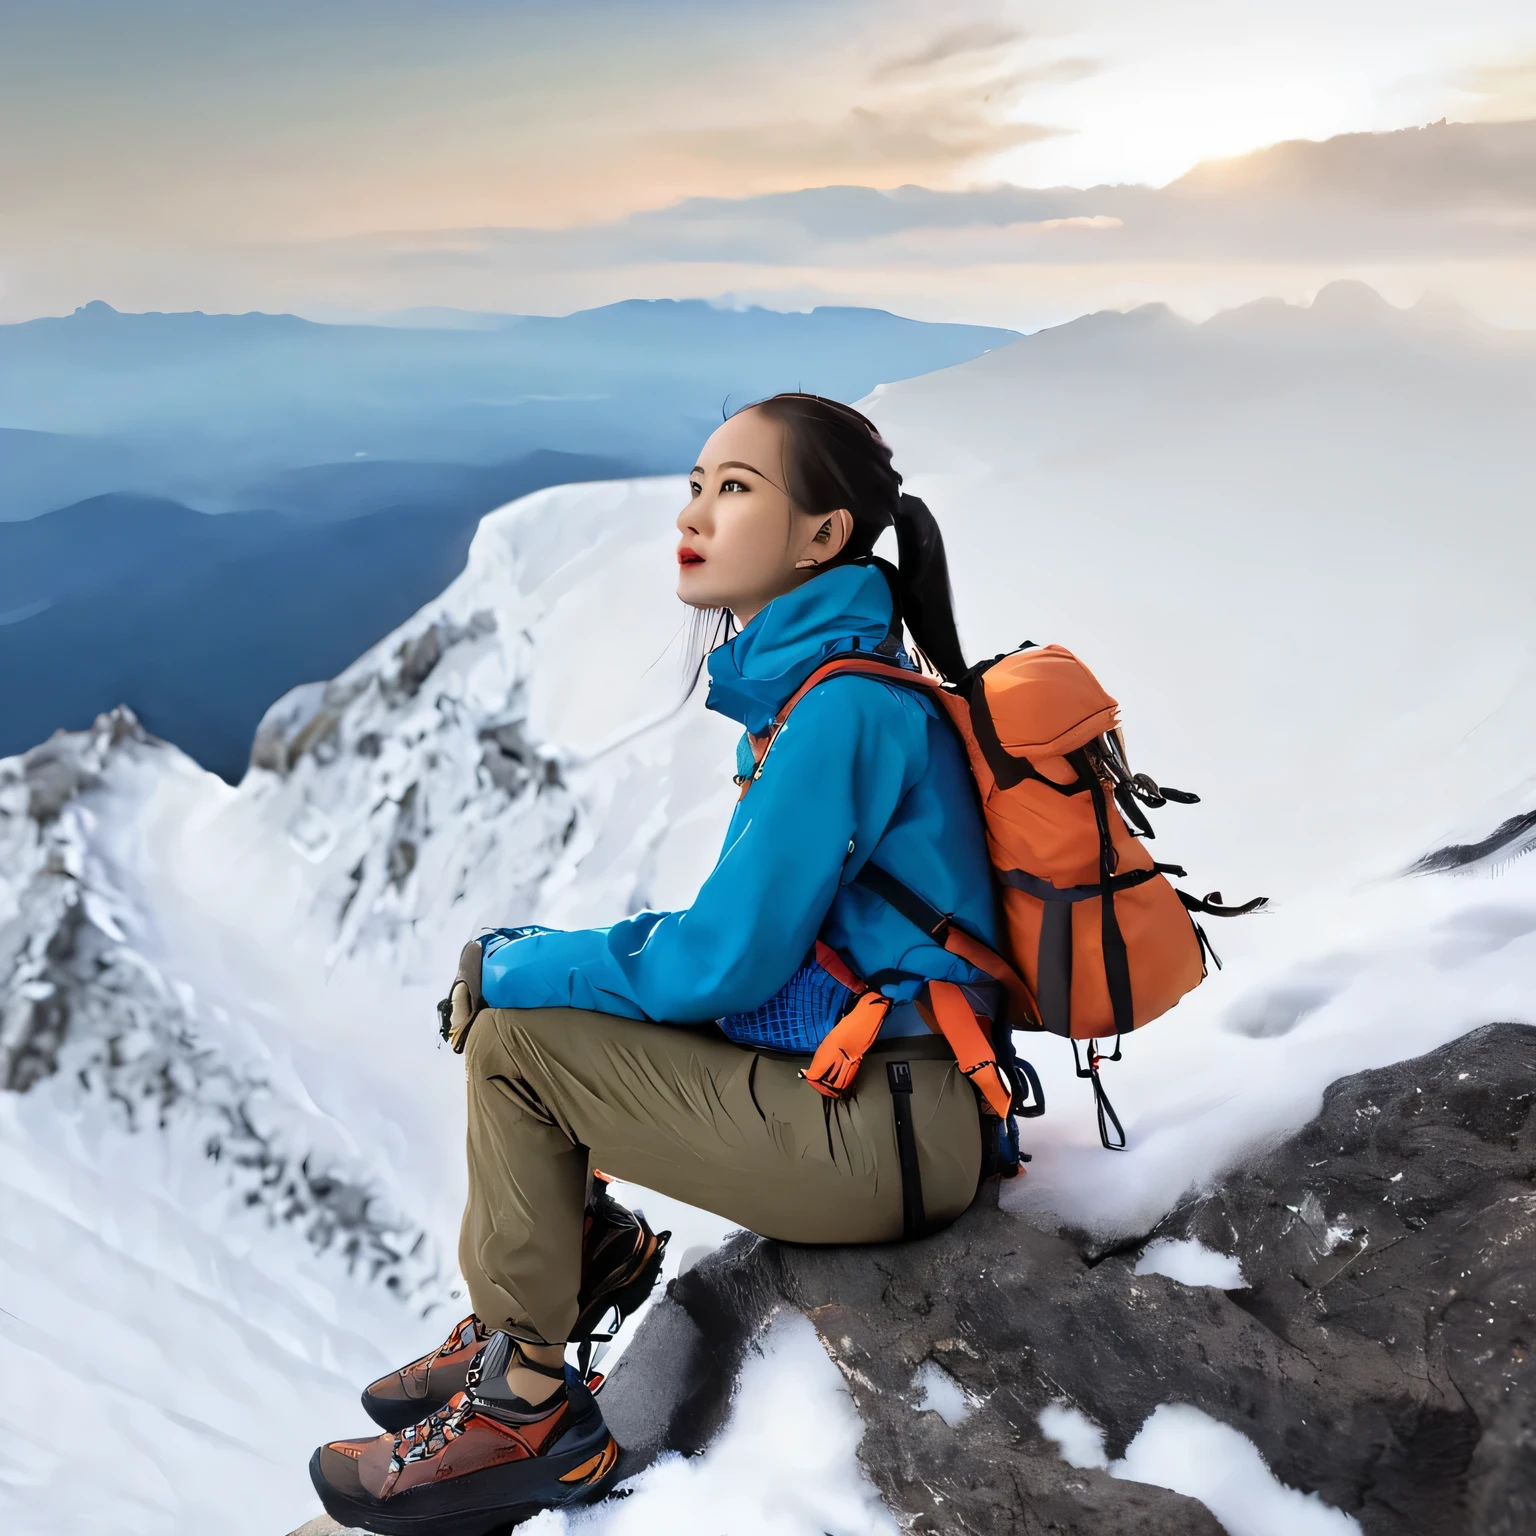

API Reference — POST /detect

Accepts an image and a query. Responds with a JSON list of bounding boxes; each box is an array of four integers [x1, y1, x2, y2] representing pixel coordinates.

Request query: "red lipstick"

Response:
[[677, 546, 704, 566]]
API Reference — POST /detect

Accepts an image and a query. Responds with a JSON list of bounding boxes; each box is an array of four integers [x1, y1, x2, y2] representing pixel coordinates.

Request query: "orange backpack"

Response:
[[738, 641, 1265, 1149]]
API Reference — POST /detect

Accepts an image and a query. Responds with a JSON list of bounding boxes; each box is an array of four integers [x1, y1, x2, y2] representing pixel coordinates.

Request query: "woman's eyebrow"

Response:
[[690, 460, 767, 478]]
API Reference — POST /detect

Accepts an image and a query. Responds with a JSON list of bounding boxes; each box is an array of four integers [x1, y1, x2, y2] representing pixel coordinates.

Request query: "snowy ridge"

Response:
[[42, 477, 740, 1244], [240, 477, 728, 982], [0, 721, 455, 1534]]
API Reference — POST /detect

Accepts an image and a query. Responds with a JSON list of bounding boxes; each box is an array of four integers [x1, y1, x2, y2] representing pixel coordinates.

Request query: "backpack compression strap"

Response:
[[853, 859, 1038, 1033], [799, 963, 1014, 1121], [812, 890, 1021, 1122], [925, 981, 1015, 1120]]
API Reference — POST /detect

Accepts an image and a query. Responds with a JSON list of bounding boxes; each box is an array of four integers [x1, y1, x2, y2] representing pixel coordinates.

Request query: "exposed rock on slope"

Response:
[[599, 1023, 1535, 1535]]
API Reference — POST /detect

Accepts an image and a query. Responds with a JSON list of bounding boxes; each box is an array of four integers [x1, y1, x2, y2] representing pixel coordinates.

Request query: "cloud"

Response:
[[1013, 57, 1102, 88], [873, 20, 1027, 80], [1040, 215, 1123, 230], [345, 117, 1536, 278], [1172, 117, 1536, 203], [643, 20, 1076, 191], [1452, 57, 1536, 122], [653, 101, 1061, 181]]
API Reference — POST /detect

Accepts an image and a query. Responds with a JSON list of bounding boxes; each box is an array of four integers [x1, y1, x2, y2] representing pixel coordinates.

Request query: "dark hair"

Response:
[[750, 391, 968, 682]]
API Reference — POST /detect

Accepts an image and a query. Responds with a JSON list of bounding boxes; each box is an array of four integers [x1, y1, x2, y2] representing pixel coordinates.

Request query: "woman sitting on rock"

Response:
[[310, 392, 1017, 1535]]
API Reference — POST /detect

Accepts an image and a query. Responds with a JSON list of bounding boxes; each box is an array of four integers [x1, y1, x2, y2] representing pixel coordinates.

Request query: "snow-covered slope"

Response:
[[0, 715, 448, 1534], [3, 285, 1535, 1535]]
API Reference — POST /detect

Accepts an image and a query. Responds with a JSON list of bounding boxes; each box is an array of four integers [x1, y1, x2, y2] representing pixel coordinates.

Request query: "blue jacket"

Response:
[[480, 563, 1000, 1043]]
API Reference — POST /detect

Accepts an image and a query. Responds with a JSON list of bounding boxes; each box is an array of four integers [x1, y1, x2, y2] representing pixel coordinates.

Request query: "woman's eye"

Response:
[[689, 480, 701, 496], [721, 478, 749, 493]]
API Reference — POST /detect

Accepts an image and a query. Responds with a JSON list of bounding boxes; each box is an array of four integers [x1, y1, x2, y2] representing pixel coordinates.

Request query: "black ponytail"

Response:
[[748, 392, 968, 683], [890, 492, 966, 682]]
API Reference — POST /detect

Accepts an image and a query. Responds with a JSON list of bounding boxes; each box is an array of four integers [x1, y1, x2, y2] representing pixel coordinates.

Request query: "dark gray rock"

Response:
[[1165, 1020, 1536, 1536], [599, 1023, 1536, 1535]]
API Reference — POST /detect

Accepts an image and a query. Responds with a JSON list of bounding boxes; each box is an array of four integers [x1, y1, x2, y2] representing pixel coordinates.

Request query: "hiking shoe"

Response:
[[362, 1189, 669, 1431], [314, 1333, 621, 1536]]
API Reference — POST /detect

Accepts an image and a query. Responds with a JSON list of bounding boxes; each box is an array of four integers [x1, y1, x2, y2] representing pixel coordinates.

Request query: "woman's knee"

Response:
[[466, 1005, 569, 1066], [464, 1006, 553, 1082], [463, 1006, 580, 1098]]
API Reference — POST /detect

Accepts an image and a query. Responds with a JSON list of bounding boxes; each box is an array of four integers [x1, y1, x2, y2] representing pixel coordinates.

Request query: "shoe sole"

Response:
[[309, 1431, 622, 1536]]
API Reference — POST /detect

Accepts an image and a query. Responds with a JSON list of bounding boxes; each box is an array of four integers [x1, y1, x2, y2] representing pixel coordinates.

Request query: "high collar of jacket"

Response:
[[705, 563, 905, 734]]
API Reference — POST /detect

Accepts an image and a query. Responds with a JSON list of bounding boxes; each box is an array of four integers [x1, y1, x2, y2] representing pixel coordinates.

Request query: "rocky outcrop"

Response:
[[1167, 1020, 1535, 1535], [595, 1022, 1534, 1535], [0, 707, 145, 1090], [248, 611, 500, 779]]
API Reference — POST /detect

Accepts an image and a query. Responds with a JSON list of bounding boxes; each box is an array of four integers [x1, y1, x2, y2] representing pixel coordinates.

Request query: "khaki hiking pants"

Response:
[[459, 1005, 984, 1344]]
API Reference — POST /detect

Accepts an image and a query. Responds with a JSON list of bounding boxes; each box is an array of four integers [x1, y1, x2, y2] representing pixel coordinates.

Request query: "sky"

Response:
[[2, 0, 1536, 328]]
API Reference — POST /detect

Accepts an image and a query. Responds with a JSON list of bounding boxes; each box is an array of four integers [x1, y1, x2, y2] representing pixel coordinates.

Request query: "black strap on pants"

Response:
[[887, 1060, 927, 1240]]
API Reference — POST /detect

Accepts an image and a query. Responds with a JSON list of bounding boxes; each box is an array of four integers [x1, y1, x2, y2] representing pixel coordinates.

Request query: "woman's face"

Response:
[[677, 407, 851, 625]]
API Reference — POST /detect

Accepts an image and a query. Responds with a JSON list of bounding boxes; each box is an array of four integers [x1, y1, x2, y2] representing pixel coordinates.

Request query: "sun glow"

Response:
[[981, 5, 1536, 189]]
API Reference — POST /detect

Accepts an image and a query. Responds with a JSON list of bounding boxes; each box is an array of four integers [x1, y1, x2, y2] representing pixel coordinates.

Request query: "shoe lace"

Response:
[[391, 1391, 475, 1471]]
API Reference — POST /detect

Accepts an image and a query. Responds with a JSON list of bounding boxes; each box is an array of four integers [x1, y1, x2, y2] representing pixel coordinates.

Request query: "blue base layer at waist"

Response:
[[717, 979, 1000, 1055]]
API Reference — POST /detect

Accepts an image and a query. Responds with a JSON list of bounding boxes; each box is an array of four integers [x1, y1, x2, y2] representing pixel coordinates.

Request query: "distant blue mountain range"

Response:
[[0, 299, 1018, 777], [0, 298, 1019, 518]]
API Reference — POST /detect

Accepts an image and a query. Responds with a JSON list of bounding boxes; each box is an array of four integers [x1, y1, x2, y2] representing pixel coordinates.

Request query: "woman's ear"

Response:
[[794, 507, 853, 569]]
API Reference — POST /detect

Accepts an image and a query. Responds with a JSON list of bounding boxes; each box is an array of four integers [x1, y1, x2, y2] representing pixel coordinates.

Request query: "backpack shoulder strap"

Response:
[[736, 653, 938, 797]]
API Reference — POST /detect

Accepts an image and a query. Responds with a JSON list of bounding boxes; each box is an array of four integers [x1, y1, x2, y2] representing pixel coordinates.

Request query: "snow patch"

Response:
[[1039, 1401, 1361, 1535], [1136, 1237, 1247, 1290], [0, 1082, 439, 1536], [1039, 1400, 1109, 1468], [910, 1359, 978, 1426], [1115, 1404, 1362, 1536], [536, 1313, 897, 1536]]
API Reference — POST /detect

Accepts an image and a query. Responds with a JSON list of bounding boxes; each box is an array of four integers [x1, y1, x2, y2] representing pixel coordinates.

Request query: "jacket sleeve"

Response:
[[479, 679, 923, 1022]]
